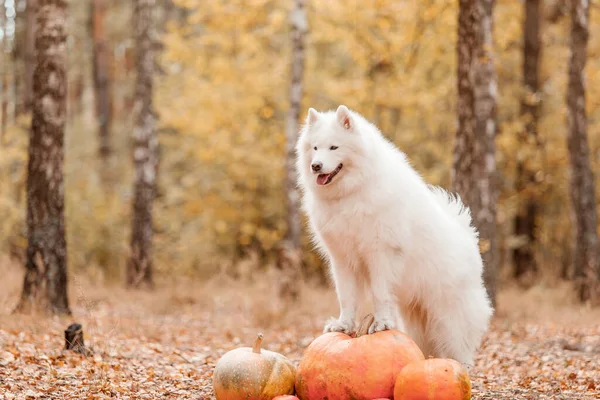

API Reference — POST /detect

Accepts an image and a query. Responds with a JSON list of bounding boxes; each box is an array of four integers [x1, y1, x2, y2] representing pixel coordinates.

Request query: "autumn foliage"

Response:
[[0, 0, 599, 284], [1, 1, 600, 399]]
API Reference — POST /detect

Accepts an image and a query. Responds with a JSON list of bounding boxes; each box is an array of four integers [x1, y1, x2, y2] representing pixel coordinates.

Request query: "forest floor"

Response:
[[1, 259, 599, 399]]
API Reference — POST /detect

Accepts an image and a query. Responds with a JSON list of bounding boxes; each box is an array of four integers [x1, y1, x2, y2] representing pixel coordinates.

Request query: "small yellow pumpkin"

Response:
[[213, 334, 296, 400]]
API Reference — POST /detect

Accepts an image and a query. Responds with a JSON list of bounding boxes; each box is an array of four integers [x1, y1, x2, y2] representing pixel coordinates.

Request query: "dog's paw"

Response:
[[323, 317, 355, 334], [368, 316, 396, 334]]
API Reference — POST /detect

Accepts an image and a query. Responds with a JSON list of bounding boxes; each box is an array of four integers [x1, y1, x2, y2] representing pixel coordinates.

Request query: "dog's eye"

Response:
[[330, 146, 338, 150], [313, 146, 317, 151]]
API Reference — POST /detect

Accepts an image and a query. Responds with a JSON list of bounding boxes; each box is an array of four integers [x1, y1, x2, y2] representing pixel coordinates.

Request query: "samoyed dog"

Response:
[[296, 105, 493, 365]]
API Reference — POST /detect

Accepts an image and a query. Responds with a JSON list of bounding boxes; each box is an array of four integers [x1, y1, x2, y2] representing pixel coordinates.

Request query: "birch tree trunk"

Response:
[[127, 0, 157, 288], [91, 0, 112, 158], [276, 0, 308, 299], [454, 0, 498, 307], [566, 0, 599, 302], [12, 4, 24, 117], [24, 0, 37, 114], [1, 2, 7, 140], [16, 0, 70, 315], [284, 0, 307, 254], [513, 0, 541, 282]]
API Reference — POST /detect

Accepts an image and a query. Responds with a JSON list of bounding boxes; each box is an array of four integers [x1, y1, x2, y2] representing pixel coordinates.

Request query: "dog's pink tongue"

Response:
[[316, 174, 329, 185]]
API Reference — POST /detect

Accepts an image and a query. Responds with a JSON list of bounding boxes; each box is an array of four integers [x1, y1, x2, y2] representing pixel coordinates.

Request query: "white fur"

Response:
[[296, 105, 493, 365]]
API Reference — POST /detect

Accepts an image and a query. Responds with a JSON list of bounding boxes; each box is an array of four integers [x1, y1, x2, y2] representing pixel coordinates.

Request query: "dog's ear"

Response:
[[336, 105, 353, 130], [306, 108, 320, 125]]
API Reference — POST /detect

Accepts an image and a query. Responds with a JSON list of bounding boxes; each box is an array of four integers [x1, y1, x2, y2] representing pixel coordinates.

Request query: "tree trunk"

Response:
[[566, 0, 599, 302], [12, 3, 24, 117], [23, 0, 37, 114], [68, 72, 85, 121], [454, 0, 498, 307], [284, 0, 307, 256], [91, 0, 112, 158], [127, 0, 157, 289], [513, 0, 541, 283], [16, 0, 70, 315], [1, 3, 7, 140], [64, 323, 93, 356]]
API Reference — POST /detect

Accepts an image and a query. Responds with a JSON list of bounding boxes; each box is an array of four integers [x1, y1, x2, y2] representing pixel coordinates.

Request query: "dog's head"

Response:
[[296, 105, 371, 197]]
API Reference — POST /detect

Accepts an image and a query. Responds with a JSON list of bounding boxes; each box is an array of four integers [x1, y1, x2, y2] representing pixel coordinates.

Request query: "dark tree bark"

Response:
[[284, 0, 307, 258], [23, 0, 37, 114], [16, 0, 70, 315], [127, 0, 157, 288], [513, 0, 542, 282], [454, 0, 498, 307], [566, 0, 599, 302], [91, 0, 113, 157]]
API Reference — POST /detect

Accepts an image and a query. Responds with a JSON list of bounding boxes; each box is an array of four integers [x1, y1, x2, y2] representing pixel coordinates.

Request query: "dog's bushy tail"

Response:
[[428, 185, 479, 239]]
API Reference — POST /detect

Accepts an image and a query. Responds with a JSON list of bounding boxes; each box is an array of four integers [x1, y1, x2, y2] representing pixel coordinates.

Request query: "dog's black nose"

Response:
[[311, 162, 322, 172]]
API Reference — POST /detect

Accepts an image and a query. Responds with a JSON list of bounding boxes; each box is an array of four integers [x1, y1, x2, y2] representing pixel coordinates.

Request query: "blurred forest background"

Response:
[[0, 0, 599, 307]]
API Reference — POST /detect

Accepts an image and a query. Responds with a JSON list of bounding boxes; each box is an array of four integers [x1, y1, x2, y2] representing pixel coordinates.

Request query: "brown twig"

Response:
[[356, 314, 375, 338]]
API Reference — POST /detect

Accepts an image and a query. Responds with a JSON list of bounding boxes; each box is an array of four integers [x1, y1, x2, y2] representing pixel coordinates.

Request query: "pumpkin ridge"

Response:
[[259, 353, 278, 397], [261, 353, 295, 397], [455, 362, 471, 400]]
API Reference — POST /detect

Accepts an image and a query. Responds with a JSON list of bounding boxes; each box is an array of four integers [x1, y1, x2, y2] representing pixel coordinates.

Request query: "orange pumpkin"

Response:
[[213, 334, 296, 400], [394, 358, 471, 400], [295, 314, 424, 400]]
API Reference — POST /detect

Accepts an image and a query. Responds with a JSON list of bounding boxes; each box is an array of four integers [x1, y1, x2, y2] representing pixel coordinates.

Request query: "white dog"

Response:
[[296, 105, 493, 365]]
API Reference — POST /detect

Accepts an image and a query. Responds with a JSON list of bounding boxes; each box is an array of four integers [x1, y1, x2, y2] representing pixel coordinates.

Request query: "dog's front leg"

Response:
[[367, 252, 402, 334], [323, 261, 358, 334]]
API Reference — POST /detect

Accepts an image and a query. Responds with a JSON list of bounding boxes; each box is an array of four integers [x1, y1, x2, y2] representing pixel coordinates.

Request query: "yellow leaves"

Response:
[[479, 239, 491, 254], [423, 3, 442, 21], [247, 178, 259, 191], [173, 0, 201, 9], [241, 222, 256, 236], [185, 200, 204, 217], [146, 0, 600, 274], [495, 2, 522, 51], [375, 16, 392, 31], [187, 9, 204, 25], [162, 28, 196, 65], [260, 106, 274, 119], [256, 227, 282, 251], [238, 234, 252, 247], [215, 220, 228, 234], [211, 58, 237, 83], [196, 148, 214, 163], [269, 10, 286, 30]]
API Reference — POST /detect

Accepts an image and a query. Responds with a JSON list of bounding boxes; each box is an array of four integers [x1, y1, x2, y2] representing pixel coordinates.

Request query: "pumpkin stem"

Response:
[[253, 333, 263, 353], [356, 314, 375, 337]]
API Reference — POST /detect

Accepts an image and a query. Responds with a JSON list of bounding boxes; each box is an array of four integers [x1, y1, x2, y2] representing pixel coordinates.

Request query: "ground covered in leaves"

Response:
[[1, 271, 599, 399]]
